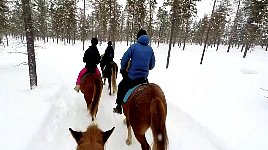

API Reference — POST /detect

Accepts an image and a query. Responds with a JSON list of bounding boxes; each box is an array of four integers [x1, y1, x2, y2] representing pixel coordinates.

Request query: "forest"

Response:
[[0, 0, 267, 49], [1, 0, 267, 88]]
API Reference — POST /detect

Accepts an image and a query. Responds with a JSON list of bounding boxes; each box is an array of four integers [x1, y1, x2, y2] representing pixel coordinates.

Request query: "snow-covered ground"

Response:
[[1, 39, 268, 150]]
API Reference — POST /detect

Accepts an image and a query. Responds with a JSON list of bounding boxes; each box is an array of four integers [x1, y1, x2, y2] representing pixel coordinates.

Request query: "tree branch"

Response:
[[7, 51, 28, 55], [260, 88, 268, 92], [14, 62, 28, 67]]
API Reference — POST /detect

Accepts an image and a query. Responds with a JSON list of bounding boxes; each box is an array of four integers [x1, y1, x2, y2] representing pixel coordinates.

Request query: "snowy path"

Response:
[[2, 41, 268, 150], [21, 81, 226, 150]]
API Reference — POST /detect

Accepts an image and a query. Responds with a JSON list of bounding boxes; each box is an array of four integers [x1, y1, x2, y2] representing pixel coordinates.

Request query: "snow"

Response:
[[1, 39, 268, 150]]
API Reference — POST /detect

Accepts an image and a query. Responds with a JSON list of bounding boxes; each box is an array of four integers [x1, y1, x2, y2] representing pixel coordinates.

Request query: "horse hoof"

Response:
[[126, 139, 132, 145], [123, 118, 127, 125]]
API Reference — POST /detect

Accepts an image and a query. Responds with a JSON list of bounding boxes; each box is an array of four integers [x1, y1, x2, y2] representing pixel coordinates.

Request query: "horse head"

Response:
[[69, 125, 115, 150]]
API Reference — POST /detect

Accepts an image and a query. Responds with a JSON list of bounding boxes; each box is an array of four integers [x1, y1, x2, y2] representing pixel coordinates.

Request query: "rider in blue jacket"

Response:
[[113, 29, 155, 114]]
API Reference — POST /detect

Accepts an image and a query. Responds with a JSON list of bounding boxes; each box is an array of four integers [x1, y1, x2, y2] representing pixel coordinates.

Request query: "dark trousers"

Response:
[[116, 77, 148, 105]]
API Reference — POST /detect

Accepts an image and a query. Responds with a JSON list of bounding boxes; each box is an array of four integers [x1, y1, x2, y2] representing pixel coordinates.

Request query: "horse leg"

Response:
[[126, 119, 132, 145], [133, 132, 150, 150], [111, 66, 117, 94], [103, 77, 106, 85], [108, 76, 112, 95]]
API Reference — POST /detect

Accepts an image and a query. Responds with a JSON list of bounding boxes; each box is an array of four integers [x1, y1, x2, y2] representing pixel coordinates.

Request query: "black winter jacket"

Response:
[[83, 46, 101, 70], [103, 45, 114, 63]]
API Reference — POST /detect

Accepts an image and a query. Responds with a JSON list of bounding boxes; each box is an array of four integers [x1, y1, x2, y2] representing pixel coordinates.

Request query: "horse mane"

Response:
[[77, 125, 104, 150]]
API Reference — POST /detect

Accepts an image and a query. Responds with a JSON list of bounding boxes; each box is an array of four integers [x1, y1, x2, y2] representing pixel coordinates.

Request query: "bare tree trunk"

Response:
[[73, 31, 76, 45], [227, 38, 233, 52], [216, 38, 220, 51], [22, 0, 37, 89], [5, 34, 8, 46], [200, 0, 217, 64], [241, 43, 245, 52], [158, 27, 162, 48], [166, 19, 175, 68], [266, 43, 268, 51], [57, 33, 59, 44], [243, 43, 251, 58]]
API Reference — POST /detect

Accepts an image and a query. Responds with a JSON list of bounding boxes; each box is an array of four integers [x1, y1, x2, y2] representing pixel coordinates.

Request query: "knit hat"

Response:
[[108, 41, 112, 46], [91, 38, 98, 46], [137, 29, 147, 39]]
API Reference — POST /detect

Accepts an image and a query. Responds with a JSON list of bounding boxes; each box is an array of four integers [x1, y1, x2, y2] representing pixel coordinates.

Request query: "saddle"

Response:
[[82, 69, 101, 81]]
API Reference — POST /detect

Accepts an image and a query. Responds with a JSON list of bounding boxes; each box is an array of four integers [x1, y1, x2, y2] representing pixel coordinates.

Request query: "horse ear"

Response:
[[69, 128, 83, 144], [102, 127, 115, 143]]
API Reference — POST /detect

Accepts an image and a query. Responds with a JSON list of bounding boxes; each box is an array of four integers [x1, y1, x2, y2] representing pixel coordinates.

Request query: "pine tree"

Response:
[[107, 0, 121, 48], [48, 0, 55, 42], [9, 1, 24, 39], [156, 3, 170, 46], [192, 15, 209, 45], [147, 0, 157, 41], [35, 0, 47, 43], [210, 1, 228, 51], [0, 0, 9, 45], [22, 0, 38, 89], [227, 0, 241, 52], [242, 0, 267, 58], [125, 0, 136, 43], [200, 0, 217, 64], [181, 0, 199, 50], [166, 0, 180, 68], [92, 0, 109, 44]]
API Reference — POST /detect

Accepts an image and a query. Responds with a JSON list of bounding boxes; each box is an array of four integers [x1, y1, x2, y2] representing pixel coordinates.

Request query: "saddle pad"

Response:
[[123, 84, 142, 103]]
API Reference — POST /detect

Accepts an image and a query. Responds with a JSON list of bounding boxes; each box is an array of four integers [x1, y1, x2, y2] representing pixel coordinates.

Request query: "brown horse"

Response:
[[80, 73, 103, 121], [69, 124, 115, 150], [122, 83, 168, 150], [101, 61, 118, 96]]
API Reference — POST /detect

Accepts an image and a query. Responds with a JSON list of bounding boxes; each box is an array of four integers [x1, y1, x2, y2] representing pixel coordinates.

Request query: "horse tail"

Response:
[[115, 64, 118, 79], [111, 65, 117, 93], [150, 97, 168, 150], [89, 77, 103, 120]]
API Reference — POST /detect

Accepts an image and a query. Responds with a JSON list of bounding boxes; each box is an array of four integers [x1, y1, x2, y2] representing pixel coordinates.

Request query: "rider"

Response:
[[74, 37, 101, 93], [100, 41, 114, 78], [113, 29, 155, 114]]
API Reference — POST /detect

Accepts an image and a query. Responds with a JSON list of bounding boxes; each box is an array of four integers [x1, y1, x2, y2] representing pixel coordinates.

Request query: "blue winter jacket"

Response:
[[121, 35, 155, 80]]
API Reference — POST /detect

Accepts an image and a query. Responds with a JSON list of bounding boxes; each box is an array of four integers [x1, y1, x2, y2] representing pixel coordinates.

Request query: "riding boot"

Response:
[[74, 85, 80, 93], [113, 78, 130, 114], [113, 103, 122, 114]]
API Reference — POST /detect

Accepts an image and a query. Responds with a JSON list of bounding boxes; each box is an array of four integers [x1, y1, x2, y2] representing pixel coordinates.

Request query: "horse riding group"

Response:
[[70, 29, 168, 150]]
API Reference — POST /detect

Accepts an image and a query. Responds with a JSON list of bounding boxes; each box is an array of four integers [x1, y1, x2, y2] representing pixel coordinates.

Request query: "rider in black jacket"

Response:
[[74, 38, 101, 92], [83, 38, 101, 73]]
